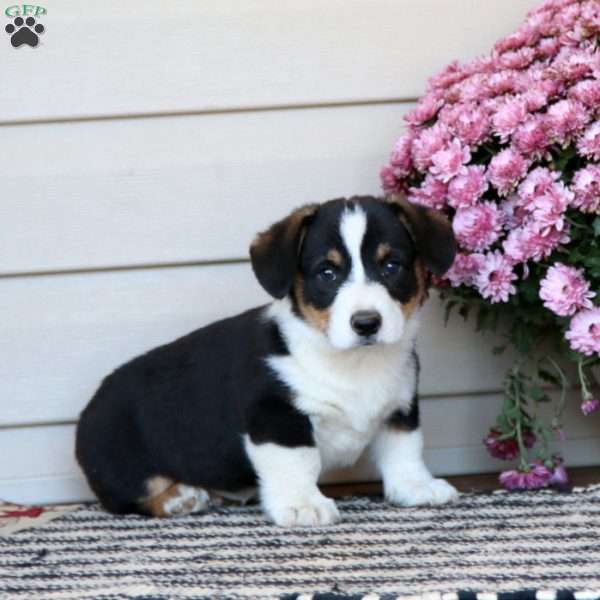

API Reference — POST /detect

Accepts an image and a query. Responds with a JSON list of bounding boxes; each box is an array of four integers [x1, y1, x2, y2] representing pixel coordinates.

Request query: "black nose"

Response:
[[350, 311, 382, 337]]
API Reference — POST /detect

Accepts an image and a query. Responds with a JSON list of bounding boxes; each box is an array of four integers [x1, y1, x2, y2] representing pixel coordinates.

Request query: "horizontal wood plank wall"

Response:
[[3, 393, 599, 505], [0, 268, 516, 425], [1, 0, 539, 123], [2, 0, 596, 505], [0, 104, 411, 274]]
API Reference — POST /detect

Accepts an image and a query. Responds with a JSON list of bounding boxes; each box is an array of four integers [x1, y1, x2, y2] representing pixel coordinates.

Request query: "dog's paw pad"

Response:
[[5, 16, 44, 47], [163, 486, 210, 516], [269, 495, 340, 527], [386, 478, 459, 507]]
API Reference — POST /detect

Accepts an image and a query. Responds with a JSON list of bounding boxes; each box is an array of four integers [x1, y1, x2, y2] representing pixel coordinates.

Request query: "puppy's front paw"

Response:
[[266, 494, 340, 527], [386, 478, 459, 507]]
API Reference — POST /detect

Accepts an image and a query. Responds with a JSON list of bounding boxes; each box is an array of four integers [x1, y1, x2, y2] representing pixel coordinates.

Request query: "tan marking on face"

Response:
[[376, 243, 391, 263], [327, 249, 343, 267], [294, 275, 331, 333], [400, 259, 428, 318]]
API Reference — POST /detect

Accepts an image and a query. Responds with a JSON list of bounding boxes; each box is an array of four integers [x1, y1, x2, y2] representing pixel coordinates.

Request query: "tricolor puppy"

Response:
[[76, 195, 459, 526]]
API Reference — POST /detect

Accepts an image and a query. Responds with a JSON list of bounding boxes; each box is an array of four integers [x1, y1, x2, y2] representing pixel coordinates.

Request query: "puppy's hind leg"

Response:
[[142, 476, 210, 518]]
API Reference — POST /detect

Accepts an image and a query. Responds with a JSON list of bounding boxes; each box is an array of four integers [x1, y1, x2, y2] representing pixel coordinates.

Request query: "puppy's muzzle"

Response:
[[350, 310, 382, 338]]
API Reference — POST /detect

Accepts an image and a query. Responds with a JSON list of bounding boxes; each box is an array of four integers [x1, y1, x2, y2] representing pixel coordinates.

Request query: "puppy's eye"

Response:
[[381, 260, 403, 277], [317, 266, 337, 282]]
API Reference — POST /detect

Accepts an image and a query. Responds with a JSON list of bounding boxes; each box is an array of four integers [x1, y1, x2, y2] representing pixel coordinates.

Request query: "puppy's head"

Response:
[[250, 196, 455, 350]]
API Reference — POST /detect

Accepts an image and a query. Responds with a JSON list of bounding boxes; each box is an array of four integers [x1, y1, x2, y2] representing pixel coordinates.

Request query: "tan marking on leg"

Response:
[[294, 275, 331, 333], [142, 478, 208, 518], [145, 476, 173, 498]]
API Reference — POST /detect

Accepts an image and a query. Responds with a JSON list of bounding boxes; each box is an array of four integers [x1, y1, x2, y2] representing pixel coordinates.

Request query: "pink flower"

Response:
[[539, 263, 595, 316], [518, 167, 560, 202], [389, 132, 415, 176], [487, 70, 519, 96], [548, 456, 570, 490], [405, 93, 444, 126], [499, 463, 553, 490], [494, 28, 531, 53], [447, 165, 488, 209], [475, 251, 517, 303], [488, 149, 530, 195], [439, 103, 490, 146], [503, 223, 570, 263], [445, 252, 485, 287], [568, 79, 600, 107], [407, 174, 448, 211], [411, 123, 451, 170], [501, 194, 528, 229], [521, 87, 550, 111], [430, 139, 471, 182], [427, 60, 468, 92], [528, 179, 572, 233], [456, 73, 492, 102], [551, 46, 597, 82], [492, 97, 529, 141], [545, 99, 590, 143], [581, 398, 600, 415], [565, 307, 600, 356], [537, 36, 562, 59], [484, 428, 536, 461], [497, 47, 537, 70], [581, 0, 600, 36], [512, 116, 549, 157], [571, 164, 600, 213], [380, 164, 401, 195], [453, 202, 504, 252], [577, 121, 600, 160]]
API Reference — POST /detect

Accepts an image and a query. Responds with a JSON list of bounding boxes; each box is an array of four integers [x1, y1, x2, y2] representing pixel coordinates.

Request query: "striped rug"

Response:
[[1, 485, 599, 599]]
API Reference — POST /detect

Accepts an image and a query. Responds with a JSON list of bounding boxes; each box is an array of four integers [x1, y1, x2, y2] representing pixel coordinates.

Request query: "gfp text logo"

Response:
[[5, 4, 45, 47]]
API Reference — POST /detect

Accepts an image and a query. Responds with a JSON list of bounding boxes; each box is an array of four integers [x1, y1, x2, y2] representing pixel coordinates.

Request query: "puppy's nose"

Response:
[[350, 311, 382, 337]]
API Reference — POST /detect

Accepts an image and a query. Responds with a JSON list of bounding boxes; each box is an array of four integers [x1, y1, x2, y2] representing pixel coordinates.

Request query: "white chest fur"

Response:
[[265, 302, 419, 472]]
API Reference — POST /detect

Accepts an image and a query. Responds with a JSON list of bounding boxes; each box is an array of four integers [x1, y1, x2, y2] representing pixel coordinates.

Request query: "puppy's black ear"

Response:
[[386, 195, 456, 276], [250, 204, 319, 299]]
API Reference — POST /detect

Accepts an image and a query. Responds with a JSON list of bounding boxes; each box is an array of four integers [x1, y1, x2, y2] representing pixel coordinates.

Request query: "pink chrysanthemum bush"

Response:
[[381, 0, 600, 490]]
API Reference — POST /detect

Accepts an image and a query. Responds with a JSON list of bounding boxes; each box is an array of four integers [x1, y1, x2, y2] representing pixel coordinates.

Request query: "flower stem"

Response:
[[578, 356, 593, 401]]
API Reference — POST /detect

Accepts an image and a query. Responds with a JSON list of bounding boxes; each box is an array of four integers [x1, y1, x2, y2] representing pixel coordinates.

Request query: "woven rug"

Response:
[[1, 486, 599, 600]]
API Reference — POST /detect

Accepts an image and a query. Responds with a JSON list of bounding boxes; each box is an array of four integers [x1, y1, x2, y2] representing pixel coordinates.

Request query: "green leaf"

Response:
[[593, 217, 600, 237], [583, 255, 600, 270], [443, 301, 457, 326], [538, 368, 560, 386]]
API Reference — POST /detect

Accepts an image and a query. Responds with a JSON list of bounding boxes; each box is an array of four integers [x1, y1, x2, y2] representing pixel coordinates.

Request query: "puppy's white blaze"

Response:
[[339, 206, 367, 284], [328, 205, 406, 349]]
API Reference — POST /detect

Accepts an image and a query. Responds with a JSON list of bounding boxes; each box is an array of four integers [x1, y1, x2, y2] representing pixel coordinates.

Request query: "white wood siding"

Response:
[[3, 1, 538, 123], [3, 0, 594, 505]]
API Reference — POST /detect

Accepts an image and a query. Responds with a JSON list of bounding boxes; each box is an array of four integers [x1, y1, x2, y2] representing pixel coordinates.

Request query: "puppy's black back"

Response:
[[75, 306, 295, 514]]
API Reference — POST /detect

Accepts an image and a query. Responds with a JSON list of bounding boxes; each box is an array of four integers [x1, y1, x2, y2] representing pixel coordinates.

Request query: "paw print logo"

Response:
[[5, 16, 44, 48]]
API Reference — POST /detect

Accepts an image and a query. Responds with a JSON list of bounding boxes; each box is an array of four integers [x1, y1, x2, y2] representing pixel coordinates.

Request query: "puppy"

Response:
[[76, 195, 458, 526]]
